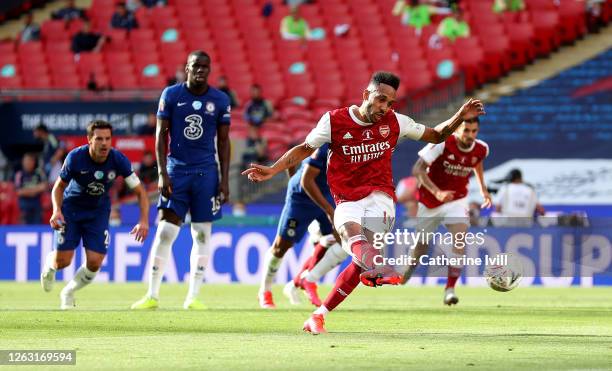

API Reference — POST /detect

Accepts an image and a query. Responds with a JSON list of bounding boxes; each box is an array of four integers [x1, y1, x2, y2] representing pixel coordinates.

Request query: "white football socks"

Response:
[[305, 243, 348, 282], [186, 222, 211, 301], [147, 221, 180, 299], [314, 305, 330, 317], [44, 250, 57, 274], [259, 248, 282, 293], [64, 264, 97, 293]]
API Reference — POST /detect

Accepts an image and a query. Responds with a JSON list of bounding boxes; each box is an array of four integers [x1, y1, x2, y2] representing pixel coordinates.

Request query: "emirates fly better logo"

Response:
[[342, 141, 390, 163]]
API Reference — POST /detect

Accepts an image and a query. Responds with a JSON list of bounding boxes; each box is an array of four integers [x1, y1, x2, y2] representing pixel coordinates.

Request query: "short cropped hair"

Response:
[[187, 50, 211, 62], [86, 120, 113, 138], [369, 71, 400, 91]]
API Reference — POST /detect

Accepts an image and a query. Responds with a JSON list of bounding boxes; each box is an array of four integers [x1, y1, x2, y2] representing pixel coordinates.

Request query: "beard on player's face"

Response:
[[367, 103, 385, 123]]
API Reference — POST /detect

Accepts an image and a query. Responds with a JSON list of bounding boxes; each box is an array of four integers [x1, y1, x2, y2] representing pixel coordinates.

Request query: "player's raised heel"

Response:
[[131, 296, 159, 310], [303, 314, 327, 335], [443, 288, 459, 306], [301, 279, 322, 307], [258, 290, 276, 309], [60, 288, 75, 310], [283, 282, 302, 305], [359, 266, 402, 287], [40, 269, 56, 292]]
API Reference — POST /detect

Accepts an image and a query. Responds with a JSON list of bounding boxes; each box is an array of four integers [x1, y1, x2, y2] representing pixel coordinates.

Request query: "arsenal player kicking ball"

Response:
[[243, 71, 485, 334]]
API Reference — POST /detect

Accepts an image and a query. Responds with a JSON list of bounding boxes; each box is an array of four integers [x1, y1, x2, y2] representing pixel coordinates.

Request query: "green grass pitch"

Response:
[[0, 283, 611, 370]]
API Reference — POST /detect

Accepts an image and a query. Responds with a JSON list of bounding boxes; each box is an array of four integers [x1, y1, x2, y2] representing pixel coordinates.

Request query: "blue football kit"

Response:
[[56, 145, 134, 254], [277, 144, 334, 242], [156, 83, 231, 222]]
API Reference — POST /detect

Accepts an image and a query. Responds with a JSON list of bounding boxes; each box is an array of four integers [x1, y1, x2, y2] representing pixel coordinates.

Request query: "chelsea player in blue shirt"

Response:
[[132, 50, 231, 310], [41, 120, 150, 309]]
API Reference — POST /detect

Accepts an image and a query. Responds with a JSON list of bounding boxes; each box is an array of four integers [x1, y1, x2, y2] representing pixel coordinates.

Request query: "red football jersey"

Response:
[[417, 135, 489, 208], [305, 106, 425, 204]]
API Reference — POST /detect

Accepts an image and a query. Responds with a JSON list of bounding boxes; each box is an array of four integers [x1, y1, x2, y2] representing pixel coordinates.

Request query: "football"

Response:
[[484, 253, 523, 292]]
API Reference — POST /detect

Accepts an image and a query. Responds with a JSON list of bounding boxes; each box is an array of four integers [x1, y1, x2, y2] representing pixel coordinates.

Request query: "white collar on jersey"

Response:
[[454, 133, 476, 152], [348, 105, 373, 127]]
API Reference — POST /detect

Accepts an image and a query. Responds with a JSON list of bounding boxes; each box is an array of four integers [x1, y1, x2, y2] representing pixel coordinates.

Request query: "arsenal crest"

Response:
[[379, 125, 390, 138]]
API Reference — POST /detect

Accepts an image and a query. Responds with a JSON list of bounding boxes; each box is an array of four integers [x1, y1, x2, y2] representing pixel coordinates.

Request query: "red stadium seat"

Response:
[[0, 183, 20, 224], [174, 0, 202, 7], [104, 51, 131, 66], [0, 75, 22, 89], [504, 22, 536, 68], [527, 0, 557, 11], [45, 40, 71, 54], [52, 74, 82, 89], [0, 40, 15, 55], [66, 19, 86, 37], [0, 53, 17, 70], [17, 41, 44, 55], [452, 37, 486, 91], [139, 74, 166, 89], [41, 20, 68, 42], [558, 0, 587, 43], [530, 11, 561, 56], [109, 72, 139, 89], [129, 29, 155, 43], [401, 69, 433, 94], [23, 75, 52, 89]]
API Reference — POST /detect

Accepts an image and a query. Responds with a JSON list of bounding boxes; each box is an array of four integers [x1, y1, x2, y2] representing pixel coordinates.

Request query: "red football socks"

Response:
[[293, 256, 312, 287], [323, 262, 362, 311], [446, 266, 462, 289], [308, 243, 327, 270]]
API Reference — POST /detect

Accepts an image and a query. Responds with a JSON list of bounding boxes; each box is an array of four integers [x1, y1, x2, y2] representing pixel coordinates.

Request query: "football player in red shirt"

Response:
[[402, 116, 492, 306], [243, 71, 484, 334]]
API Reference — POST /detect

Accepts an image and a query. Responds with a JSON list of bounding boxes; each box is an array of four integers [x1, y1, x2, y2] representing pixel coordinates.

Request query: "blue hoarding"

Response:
[[0, 225, 610, 286]]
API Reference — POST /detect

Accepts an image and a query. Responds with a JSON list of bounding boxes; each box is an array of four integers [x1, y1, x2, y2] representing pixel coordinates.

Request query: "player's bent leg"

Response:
[[60, 249, 105, 310], [184, 222, 211, 310], [303, 261, 362, 335], [41, 250, 74, 292], [305, 243, 348, 282], [55, 250, 75, 269], [132, 213, 180, 310], [259, 236, 293, 309], [338, 223, 400, 287], [44, 219, 80, 293], [301, 243, 349, 306]]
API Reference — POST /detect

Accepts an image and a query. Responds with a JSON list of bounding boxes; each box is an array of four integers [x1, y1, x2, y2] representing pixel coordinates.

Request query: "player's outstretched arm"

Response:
[[130, 183, 150, 243], [412, 158, 455, 203], [242, 142, 315, 182], [156, 117, 172, 198], [420, 98, 485, 143], [49, 177, 68, 230], [217, 125, 230, 203], [473, 162, 492, 208]]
